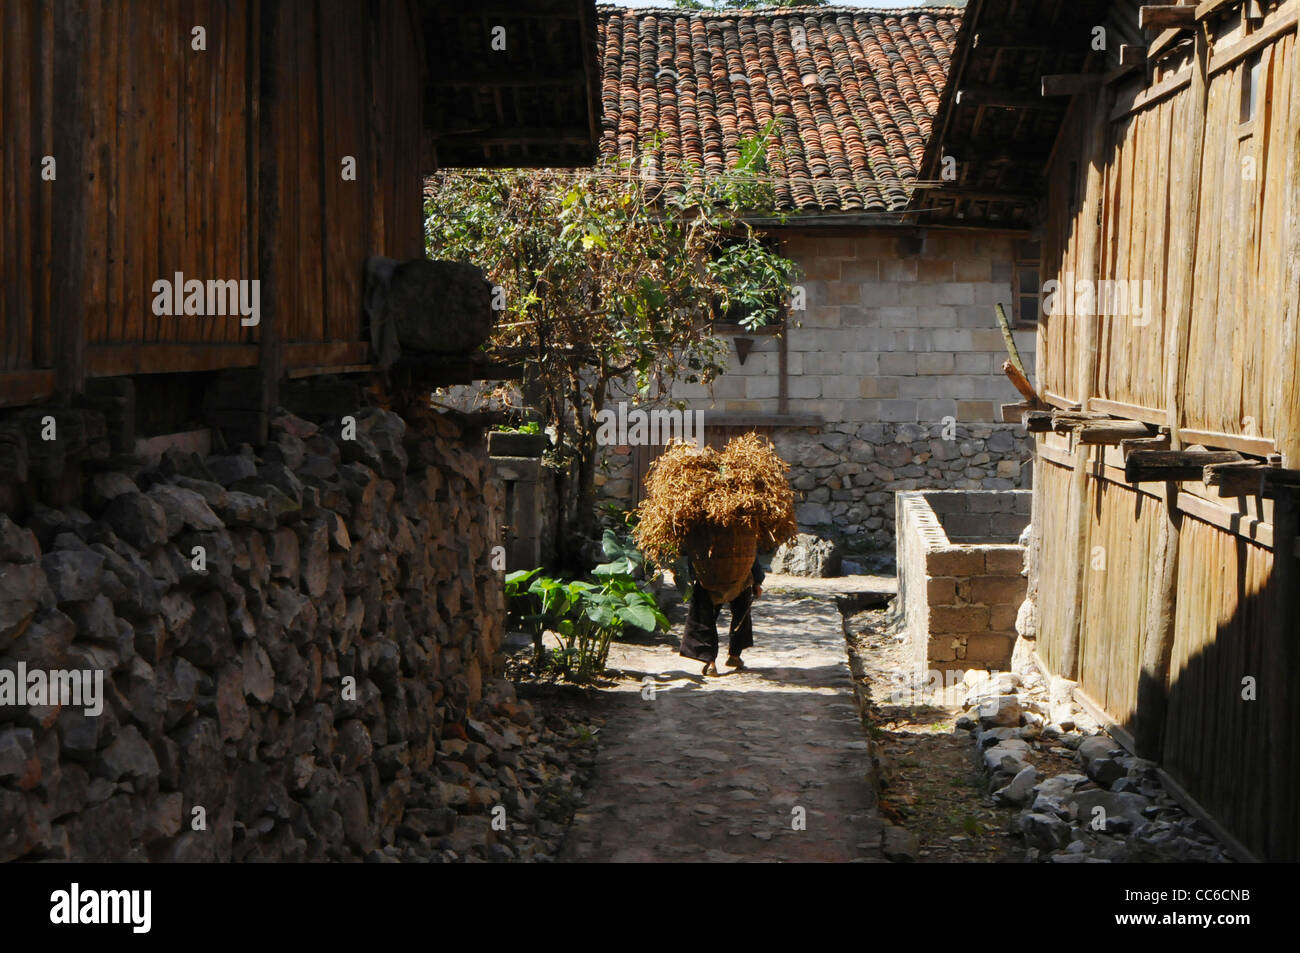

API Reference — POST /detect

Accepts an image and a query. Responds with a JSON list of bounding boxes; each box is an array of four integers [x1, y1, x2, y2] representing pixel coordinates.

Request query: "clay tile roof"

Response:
[[597, 5, 964, 213]]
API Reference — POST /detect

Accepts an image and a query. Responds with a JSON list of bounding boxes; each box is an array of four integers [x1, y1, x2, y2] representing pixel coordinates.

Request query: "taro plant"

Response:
[[501, 531, 669, 682]]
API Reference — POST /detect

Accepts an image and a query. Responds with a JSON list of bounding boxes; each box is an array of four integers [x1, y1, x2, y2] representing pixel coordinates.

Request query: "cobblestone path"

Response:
[[559, 582, 888, 862]]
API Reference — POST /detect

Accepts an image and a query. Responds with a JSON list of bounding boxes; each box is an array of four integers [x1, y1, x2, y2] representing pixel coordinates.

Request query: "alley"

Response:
[[559, 582, 893, 862]]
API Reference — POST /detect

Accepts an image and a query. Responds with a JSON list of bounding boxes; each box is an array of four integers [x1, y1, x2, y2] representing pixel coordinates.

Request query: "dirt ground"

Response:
[[843, 607, 1078, 863]]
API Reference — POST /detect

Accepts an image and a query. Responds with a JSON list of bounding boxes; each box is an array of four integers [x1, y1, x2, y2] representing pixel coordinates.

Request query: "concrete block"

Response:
[[954, 258, 992, 282], [861, 282, 902, 307], [843, 352, 880, 376], [879, 352, 916, 376], [958, 574, 1026, 606], [880, 259, 917, 281], [929, 605, 991, 634], [926, 576, 958, 605], [876, 306, 919, 328], [917, 398, 958, 422], [822, 376, 864, 399], [937, 283, 976, 306], [842, 259, 880, 283], [916, 352, 955, 375], [745, 375, 780, 399], [878, 400, 919, 422], [984, 548, 1025, 574], [860, 377, 900, 399], [926, 548, 986, 576], [957, 400, 997, 422], [918, 258, 955, 281], [788, 376, 822, 399], [803, 351, 843, 375]]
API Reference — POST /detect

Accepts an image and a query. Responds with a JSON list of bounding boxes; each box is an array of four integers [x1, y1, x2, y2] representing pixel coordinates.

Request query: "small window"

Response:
[[1240, 51, 1262, 125], [1013, 242, 1042, 325], [710, 237, 787, 333]]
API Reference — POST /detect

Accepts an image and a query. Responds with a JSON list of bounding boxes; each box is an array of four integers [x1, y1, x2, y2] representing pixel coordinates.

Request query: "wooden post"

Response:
[[254, 0, 284, 447], [50, 0, 91, 402], [1262, 13, 1300, 861], [1266, 492, 1299, 857], [1059, 85, 1111, 681], [1134, 16, 1210, 760]]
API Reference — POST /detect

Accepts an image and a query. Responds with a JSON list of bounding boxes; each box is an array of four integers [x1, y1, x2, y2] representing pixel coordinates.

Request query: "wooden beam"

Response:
[[1195, 0, 1240, 20], [1120, 44, 1148, 66], [1140, 6, 1198, 31], [87, 345, 259, 378], [1050, 410, 1108, 433], [1203, 460, 1268, 495], [0, 371, 58, 409], [956, 88, 1061, 109], [1125, 449, 1243, 483], [1121, 433, 1172, 459], [1041, 74, 1102, 97], [1022, 410, 1054, 432], [1076, 419, 1154, 445], [1001, 401, 1035, 423]]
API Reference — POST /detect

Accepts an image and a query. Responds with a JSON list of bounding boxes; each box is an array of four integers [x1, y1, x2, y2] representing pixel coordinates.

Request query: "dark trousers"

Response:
[[679, 582, 754, 663]]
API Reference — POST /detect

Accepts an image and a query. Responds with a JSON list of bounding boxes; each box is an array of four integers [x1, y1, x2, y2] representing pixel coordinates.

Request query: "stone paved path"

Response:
[[559, 585, 887, 862]]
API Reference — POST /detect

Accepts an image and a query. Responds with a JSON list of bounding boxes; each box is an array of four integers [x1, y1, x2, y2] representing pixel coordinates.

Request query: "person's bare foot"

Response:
[[702, 661, 718, 677], [725, 655, 745, 670]]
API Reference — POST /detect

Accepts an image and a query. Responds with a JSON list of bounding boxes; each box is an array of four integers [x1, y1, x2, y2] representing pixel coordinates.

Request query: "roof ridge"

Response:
[[596, 5, 967, 16]]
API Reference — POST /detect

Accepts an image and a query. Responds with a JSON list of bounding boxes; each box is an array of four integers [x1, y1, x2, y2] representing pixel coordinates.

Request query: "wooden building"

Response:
[[931, 0, 1300, 861], [0, 0, 600, 443]]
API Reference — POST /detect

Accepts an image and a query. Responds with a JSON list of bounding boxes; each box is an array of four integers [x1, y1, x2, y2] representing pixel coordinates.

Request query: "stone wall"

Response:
[[895, 490, 1030, 673], [0, 398, 545, 862], [595, 421, 1033, 554]]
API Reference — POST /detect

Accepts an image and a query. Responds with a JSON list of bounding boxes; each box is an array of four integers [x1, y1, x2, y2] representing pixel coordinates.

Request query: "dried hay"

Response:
[[633, 432, 798, 568]]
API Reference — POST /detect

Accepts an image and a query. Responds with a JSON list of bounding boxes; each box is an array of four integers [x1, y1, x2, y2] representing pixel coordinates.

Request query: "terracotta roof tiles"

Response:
[[598, 5, 964, 212]]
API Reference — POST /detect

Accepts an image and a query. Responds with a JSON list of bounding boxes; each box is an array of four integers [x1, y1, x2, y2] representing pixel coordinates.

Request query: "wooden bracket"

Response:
[[1022, 409, 1054, 433], [1140, 5, 1197, 31], [1120, 44, 1148, 66], [1076, 419, 1155, 445], [1050, 410, 1108, 434], [1126, 448, 1242, 483]]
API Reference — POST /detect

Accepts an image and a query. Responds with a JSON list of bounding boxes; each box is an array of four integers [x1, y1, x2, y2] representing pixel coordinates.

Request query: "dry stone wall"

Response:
[[0, 398, 553, 862], [596, 421, 1033, 554]]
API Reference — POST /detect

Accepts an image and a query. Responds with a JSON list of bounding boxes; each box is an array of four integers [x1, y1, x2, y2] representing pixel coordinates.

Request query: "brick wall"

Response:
[[895, 490, 1029, 673]]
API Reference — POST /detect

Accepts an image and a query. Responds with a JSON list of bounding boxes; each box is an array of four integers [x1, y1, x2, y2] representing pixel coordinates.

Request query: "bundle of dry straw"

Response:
[[633, 432, 798, 567]]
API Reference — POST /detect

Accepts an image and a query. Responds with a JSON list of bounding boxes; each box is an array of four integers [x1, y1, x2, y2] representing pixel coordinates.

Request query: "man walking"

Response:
[[679, 560, 764, 676]]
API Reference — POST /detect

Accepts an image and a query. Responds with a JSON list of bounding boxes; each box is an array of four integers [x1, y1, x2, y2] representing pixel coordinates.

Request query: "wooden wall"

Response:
[[0, 0, 426, 406], [1030, 2, 1300, 861]]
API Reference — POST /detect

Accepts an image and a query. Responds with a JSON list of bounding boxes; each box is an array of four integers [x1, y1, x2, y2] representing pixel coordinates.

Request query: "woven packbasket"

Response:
[[686, 523, 757, 604]]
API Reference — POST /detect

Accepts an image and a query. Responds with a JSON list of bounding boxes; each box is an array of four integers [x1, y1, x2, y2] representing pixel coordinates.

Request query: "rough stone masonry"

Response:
[[0, 395, 572, 862]]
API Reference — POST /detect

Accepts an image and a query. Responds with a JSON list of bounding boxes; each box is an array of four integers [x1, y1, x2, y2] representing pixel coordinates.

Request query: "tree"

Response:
[[426, 145, 799, 567]]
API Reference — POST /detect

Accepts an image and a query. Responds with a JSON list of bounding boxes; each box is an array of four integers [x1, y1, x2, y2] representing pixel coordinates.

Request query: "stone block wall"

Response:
[[595, 228, 1037, 552], [670, 230, 1037, 425], [0, 398, 531, 862], [896, 490, 1029, 674]]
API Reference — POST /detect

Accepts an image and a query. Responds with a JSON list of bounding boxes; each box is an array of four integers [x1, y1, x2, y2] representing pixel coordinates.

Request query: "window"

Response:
[[709, 237, 788, 334], [1013, 240, 1042, 325], [1240, 51, 1262, 127]]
